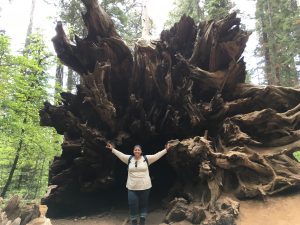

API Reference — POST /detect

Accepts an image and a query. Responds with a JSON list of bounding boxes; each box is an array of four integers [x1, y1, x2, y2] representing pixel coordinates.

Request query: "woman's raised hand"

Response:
[[106, 143, 113, 151], [165, 143, 172, 151]]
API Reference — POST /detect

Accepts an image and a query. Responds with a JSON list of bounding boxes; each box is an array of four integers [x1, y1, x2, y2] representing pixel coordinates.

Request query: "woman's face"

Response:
[[133, 146, 142, 158]]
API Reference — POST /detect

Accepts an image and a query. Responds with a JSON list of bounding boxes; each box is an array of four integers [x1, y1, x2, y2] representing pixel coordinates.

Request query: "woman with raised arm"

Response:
[[106, 143, 172, 225]]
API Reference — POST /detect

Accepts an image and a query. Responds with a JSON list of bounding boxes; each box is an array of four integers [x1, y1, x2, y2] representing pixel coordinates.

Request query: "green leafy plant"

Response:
[[293, 151, 300, 162], [0, 33, 62, 199]]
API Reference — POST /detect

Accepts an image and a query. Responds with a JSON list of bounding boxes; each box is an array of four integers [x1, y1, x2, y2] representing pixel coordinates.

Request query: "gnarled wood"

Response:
[[39, 0, 300, 222]]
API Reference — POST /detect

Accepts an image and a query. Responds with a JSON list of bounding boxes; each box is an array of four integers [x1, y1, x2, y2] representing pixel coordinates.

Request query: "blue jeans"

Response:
[[128, 189, 150, 221]]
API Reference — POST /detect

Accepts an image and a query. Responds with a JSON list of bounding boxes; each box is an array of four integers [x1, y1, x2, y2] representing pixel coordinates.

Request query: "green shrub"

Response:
[[293, 151, 300, 162]]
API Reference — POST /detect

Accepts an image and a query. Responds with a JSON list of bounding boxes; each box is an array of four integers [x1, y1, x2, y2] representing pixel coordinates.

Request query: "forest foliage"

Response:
[[255, 0, 300, 86], [0, 33, 62, 199], [165, 0, 235, 27]]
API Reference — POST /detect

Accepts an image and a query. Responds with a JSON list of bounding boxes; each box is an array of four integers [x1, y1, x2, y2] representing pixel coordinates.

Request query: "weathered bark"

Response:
[[40, 0, 300, 221]]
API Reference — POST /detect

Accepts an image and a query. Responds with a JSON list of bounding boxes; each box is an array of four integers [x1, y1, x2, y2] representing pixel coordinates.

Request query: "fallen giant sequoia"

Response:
[[40, 0, 300, 222]]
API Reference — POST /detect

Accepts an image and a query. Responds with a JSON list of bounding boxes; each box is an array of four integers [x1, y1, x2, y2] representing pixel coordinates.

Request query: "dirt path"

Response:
[[51, 209, 166, 225], [237, 192, 300, 225], [52, 192, 300, 225]]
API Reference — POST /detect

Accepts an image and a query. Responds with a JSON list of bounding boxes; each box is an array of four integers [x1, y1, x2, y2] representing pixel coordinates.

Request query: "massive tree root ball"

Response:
[[39, 0, 300, 223]]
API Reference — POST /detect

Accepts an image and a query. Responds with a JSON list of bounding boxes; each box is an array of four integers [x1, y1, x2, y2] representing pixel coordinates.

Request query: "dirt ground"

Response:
[[237, 191, 300, 225], [52, 191, 300, 225], [51, 208, 166, 225]]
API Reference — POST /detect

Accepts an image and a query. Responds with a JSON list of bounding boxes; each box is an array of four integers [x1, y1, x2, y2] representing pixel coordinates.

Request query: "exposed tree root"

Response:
[[39, 0, 300, 222]]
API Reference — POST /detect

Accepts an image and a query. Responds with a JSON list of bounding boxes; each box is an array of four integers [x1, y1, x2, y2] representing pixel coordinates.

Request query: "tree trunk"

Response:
[[194, 0, 203, 19], [66, 68, 74, 92], [289, 0, 299, 86], [24, 0, 36, 48], [265, 0, 280, 85], [40, 0, 300, 222], [257, 0, 273, 85], [1, 128, 25, 197], [141, 0, 152, 40], [291, 0, 298, 10], [34, 156, 46, 199], [16, 167, 25, 190], [55, 63, 64, 101], [285, 57, 298, 87], [1, 83, 32, 197]]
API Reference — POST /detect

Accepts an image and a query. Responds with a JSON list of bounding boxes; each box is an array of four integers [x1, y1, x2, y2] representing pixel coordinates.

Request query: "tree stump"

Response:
[[40, 0, 300, 222]]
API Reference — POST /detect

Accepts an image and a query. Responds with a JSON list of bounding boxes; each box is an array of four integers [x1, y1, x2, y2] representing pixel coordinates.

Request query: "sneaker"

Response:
[[140, 217, 146, 225], [131, 219, 138, 225]]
